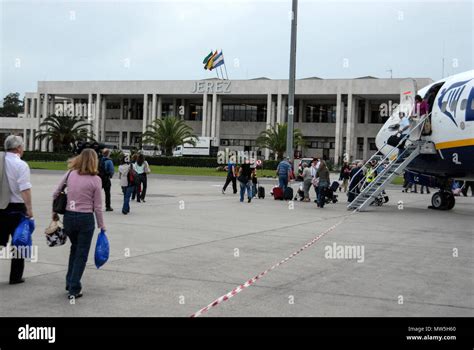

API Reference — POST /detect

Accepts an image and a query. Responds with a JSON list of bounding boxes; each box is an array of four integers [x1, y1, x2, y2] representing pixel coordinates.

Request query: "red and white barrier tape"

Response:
[[190, 213, 354, 317]]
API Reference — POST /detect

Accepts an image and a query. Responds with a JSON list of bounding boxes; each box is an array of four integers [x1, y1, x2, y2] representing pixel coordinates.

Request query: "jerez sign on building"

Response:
[[191, 81, 231, 94]]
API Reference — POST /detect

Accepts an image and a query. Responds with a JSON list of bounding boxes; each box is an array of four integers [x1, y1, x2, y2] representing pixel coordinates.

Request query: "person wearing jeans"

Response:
[[118, 155, 134, 214], [53, 149, 105, 299], [0, 135, 34, 285], [238, 160, 253, 203], [63, 211, 95, 296], [276, 157, 292, 191], [316, 160, 330, 208]]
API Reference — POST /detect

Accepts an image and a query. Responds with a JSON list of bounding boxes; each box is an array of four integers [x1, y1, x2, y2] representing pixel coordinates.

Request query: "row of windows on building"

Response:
[[36, 98, 391, 124], [104, 101, 390, 124]]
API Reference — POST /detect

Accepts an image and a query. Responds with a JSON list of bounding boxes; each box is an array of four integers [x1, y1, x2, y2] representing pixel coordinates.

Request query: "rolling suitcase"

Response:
[[330, 181, 340, 192], [258, 185, 265, 199], [273, 186, 284, 200]]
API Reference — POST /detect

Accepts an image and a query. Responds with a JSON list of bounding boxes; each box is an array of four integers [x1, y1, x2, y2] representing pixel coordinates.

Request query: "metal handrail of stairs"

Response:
[[346, 112, 431, 211]]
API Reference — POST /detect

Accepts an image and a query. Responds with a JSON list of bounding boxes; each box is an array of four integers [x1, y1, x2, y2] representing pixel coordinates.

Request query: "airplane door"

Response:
[[399, 78, 417, 118]]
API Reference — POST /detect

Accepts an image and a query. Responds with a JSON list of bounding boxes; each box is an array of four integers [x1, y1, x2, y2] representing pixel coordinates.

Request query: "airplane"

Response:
[[375, 70, 474, 210]]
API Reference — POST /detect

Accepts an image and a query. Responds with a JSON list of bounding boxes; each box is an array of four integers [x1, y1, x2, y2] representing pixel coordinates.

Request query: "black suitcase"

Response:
[[387, 134, 401, 147], [258, 186, 265, 199], [330, 181, 339, 192], [283, 187, 294, 200]]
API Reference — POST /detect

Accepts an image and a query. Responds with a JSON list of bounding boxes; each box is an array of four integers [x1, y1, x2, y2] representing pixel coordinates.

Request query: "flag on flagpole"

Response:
[[202, 51, 213, 65], [205, 51, 218, 70], [212, 51, 224, 70]]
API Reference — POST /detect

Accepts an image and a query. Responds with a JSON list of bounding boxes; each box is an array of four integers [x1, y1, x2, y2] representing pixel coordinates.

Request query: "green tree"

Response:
[[142, 116, 197, 156], [256, 123, 306, 160], [35, 114, 94, 152], [0, 92, 23, 117]]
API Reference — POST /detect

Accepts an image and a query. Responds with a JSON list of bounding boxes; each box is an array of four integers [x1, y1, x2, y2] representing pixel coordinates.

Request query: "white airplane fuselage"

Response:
[[376, 70, 474, 181]]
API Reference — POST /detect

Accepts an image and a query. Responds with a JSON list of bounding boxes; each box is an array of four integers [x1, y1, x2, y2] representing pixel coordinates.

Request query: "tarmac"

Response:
[[0, 170, 473, 317]]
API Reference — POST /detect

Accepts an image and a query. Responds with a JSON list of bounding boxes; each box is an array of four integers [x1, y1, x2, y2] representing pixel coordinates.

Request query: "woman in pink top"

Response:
[[52, 148, 106, 299]]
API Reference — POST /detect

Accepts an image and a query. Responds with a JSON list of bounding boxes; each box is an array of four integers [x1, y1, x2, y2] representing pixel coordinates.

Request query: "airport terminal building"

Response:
[[1, 76, 433, 164]]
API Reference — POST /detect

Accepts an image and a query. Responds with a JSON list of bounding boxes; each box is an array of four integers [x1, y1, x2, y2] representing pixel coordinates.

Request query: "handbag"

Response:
[[312, 177, 320, 187], [45, 219, 67, 247], [53, 171, 71, 214]]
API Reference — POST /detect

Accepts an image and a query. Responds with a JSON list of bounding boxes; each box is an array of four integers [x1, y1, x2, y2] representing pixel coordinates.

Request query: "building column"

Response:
[[127, 131, 131, 146], [157, 95, 162, 121], [34, 97, 40, 150], [210, 93, 217, 138], [350, 97, 357, 159], [171, 98, 177, 118], [41, 93, 49, 151], [151, 94, 157, 122], [201, 94, 208, 136], [101, 96, 107, 142], [87, 93, 93, 135], [298, 99, 304, 123], [95, 94, 101, 141], [345, 93, 354, 162], [364, 99, 370, 125], [265, 93, 273, 160], [142, 94, 149, 135], [334, 93, 343, 166], [281, 95, 287, 123], [215, 96, 222, 147], [276, 94, 282, 124], [363, 137, 368, 161], [24, 97, 30, 118]]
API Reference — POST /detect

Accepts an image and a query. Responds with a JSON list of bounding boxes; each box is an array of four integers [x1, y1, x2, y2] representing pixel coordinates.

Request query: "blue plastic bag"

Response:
[[94, 229, 109, 269], [12, 216, 35, 258]]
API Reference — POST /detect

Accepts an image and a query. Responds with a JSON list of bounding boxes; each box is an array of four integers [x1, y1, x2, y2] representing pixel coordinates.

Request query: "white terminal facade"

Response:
[[1, 76, 433, 164]]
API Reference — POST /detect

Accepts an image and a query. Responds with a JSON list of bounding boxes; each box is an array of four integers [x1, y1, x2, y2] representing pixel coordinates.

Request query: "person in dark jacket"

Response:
[[316, 160, 330, 208], [348, 162, 364, 203], [339, 162, 351, 192]]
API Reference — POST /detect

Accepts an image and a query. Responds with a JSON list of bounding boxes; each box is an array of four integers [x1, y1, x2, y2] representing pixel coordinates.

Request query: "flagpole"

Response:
[[219, 66, 225, 80], [222, 50, 229, 80]]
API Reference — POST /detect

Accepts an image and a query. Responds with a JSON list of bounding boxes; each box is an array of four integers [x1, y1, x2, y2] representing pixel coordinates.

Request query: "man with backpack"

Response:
[[99, 149, 115, 212]]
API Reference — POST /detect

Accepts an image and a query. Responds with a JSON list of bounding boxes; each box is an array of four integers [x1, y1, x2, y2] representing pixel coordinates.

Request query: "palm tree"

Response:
[[35, 114, 94, 152], [142, 116, 197, 156], [256, 123, 306, 160]]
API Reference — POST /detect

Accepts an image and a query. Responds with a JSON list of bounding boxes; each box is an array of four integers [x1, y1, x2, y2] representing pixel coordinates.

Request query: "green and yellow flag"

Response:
[[203, 51, 218, 70]]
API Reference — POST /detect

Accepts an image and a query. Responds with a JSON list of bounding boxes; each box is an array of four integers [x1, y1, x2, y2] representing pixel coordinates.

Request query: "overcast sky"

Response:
[[0, 0, 472, 100]]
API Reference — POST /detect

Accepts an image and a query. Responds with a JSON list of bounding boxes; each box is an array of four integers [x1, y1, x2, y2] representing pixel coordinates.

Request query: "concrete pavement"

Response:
[[0, 172, 472, 317]]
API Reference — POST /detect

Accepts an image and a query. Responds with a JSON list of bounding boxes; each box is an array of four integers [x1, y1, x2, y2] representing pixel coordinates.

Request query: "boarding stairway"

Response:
[[347, 114, 430, 212]]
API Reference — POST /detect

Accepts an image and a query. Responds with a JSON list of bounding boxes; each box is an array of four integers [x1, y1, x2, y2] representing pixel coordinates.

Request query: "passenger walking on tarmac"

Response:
[[0, 135, 33, 285], [133, 154, 150, 203], [251, 168, 258, 198], [316, 160, 330, 208], [339, 162, 351, 193], [118, 155, 134, 215], [99, 148, 115, 212], [52, 148, 106, 299], [311, 158, 320, 200], [302, 162, 312, 202], [276, 157, 292, 191], [238, 159, 253, 203], [348, 162, 364, 203], [222, 158, 237, 194]]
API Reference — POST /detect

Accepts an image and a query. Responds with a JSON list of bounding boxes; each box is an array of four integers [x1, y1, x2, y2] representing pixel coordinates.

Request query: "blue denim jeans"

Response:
[[240, 181, 252, 202], [278, 175, 289, 191], [64, 211, 95, 294], [122, 186, 134, 214], [317, 185, 328, 208]]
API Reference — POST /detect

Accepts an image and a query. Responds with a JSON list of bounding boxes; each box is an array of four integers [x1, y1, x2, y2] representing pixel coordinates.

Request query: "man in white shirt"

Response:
[[0, 135, 33, 284], [397, 112, 411, 161]]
